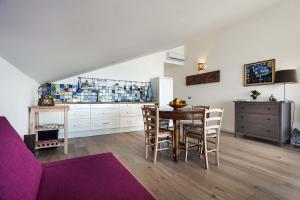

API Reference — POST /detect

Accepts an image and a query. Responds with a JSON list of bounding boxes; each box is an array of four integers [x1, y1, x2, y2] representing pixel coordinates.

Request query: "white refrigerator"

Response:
[[150, 77, 173, 108]]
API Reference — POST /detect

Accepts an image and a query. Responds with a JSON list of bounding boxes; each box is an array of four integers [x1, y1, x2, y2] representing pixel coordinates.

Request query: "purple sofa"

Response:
[[0, 117, 155, 200]]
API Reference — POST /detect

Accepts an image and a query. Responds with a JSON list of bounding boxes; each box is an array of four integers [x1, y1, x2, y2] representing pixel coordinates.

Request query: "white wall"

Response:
[[165, 1, 300, 132], [0, 57, 38, 137], [59, 51, 166, 84]]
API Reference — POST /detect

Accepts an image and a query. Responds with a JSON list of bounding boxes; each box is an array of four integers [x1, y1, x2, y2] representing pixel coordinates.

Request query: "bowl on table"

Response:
[[169, 98, 187, 109]]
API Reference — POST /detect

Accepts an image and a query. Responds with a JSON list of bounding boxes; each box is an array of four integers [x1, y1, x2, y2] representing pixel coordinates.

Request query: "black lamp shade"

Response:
[[275, 69, 298, 84]]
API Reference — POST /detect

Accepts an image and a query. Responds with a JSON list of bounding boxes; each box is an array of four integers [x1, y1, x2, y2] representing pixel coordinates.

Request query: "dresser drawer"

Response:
[[236, 103, 279, 114], [236, 122, 279, 140], [91, 109, 119, 118], [120, 108, 138, 117], [120, 117, 138, 127], [236, 113, 279, 127], [91, 118, 119, 130]]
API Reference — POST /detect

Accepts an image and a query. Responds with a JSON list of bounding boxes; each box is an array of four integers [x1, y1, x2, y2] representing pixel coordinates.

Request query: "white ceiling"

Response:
[[0, 0, 281, 83]]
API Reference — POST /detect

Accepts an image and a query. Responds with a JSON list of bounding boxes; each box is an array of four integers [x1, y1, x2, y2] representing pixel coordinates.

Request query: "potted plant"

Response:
[[250, 90, 261, 100]]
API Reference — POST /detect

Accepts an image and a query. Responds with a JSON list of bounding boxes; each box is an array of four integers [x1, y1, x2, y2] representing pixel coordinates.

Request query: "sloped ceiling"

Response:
[[0, 0, 281, 83]]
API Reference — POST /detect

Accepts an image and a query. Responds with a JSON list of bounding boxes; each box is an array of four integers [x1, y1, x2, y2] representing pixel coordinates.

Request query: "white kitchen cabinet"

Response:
[[55, 103, 155, 138]]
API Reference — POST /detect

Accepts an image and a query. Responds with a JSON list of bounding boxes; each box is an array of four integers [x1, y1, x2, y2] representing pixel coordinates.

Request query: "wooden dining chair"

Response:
[[184, 108, 224, 170], [181, 105, 211, 144], [142, 105, 173, 164]]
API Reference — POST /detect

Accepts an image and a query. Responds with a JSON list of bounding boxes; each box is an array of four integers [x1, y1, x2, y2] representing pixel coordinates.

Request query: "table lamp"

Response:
[[275, 69, 298, 102]]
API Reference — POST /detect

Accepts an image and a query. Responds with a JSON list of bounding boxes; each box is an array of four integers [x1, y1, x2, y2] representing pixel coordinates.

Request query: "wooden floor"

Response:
[[38, 132, 300, 200]]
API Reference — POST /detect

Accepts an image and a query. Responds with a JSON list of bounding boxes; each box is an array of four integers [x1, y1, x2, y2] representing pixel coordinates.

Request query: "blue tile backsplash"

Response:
[[38, 77, 153, 103]]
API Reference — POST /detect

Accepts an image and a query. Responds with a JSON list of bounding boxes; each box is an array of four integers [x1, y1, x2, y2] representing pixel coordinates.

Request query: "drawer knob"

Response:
[[266, 130, 271, 133], [266, 118, 270, 121], [241, 116, 244, 118], [241, 126, 244, 128], [267, 108, 271, 111]]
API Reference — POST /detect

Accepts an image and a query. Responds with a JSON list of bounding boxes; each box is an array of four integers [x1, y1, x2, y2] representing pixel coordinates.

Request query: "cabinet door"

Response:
[[69, 118, 90, 132], [120, 117, 138, 127]]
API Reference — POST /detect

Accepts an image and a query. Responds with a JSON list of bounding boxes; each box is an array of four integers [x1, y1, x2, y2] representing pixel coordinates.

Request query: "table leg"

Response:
[[173, 120, 180, 162]]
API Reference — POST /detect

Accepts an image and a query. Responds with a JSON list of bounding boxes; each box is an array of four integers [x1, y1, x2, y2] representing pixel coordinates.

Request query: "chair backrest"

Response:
[[141, 105, 159, 134], [191, 105, 211, 124], [203, 108, 224, 135], [0, 117, 42, 200]]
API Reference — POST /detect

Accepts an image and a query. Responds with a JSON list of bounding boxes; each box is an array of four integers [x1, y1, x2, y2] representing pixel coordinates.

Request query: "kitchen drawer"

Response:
[[120, 104, 138, 108], [69, 119, 90, 132], [91, 104, 119, 109], [69, 104, 90, 109], [91, 109, 119, 118], [69, 109, 90, 119], [120, 117, 138, 127], [236, 103, 279, 114], [91, 118, 119, 130], [120, 108, 138, 117]]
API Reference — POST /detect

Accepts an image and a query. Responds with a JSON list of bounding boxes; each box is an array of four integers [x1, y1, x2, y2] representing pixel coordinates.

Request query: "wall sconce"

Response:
[[197, 62, 207, 71]]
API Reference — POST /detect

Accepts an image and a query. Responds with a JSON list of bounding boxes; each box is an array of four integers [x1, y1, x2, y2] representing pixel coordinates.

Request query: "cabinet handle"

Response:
[[241, 116, 244, 118], [102, 122, 109, 125], [267, 108, 271, 111], [266, 118, 270, 121], [241, 126, 244, 128], [266, 130, 271, 133]]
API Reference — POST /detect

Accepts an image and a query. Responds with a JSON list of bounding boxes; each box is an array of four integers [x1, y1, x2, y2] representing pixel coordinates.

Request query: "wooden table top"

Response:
[[159, 107, 204, 120]]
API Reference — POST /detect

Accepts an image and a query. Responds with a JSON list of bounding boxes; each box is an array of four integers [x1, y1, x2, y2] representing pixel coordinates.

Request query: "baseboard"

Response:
[[221, 128, 234, 134]]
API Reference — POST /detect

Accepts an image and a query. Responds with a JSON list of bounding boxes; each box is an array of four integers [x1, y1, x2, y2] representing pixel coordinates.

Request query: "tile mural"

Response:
[[39, 77, 153, 103]]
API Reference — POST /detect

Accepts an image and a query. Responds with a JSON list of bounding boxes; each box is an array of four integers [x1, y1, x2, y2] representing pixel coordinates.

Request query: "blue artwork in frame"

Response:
[[244, 59, 275, 86]]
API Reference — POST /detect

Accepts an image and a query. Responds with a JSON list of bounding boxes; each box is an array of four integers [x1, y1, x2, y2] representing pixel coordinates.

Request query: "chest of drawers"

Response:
[[234, 101, 291, 146]]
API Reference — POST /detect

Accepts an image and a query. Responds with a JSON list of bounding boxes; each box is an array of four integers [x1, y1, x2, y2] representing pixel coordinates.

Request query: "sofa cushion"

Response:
[[37, 152, 155, 200], [0, 117, 42, 200]]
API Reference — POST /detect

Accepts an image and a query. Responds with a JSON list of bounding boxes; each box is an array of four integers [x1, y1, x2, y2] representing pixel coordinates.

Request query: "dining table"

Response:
[[159, 107, 204, 162]]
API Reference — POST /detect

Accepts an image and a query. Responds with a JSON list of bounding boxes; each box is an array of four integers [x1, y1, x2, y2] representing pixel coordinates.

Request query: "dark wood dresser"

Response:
[[234, 101, 291, 146]]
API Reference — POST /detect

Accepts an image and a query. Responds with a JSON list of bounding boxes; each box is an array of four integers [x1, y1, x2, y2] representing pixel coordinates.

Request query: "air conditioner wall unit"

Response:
[[166, 51, 185, 62]]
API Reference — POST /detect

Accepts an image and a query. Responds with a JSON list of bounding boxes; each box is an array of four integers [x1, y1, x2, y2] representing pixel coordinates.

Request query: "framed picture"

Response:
[[244, 59, 275, 86]]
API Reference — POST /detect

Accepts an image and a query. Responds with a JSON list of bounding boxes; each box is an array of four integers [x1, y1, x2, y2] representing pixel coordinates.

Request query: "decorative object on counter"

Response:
[[275, 69, 298, 102], [269, 94, 277, 102], [197, 62, 207, 71], [38, 82, 55, 106], [291, 128, 300, 147], [169, 98, 187, 109], [250, 90, 261, 100], [186, 70, 220, 86], [43, 77, 152, 103], [244, 59, 275, 86]]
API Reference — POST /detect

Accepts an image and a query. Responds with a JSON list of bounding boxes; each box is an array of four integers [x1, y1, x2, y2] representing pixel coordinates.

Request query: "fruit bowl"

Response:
[[169, 98, 187, 109]]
